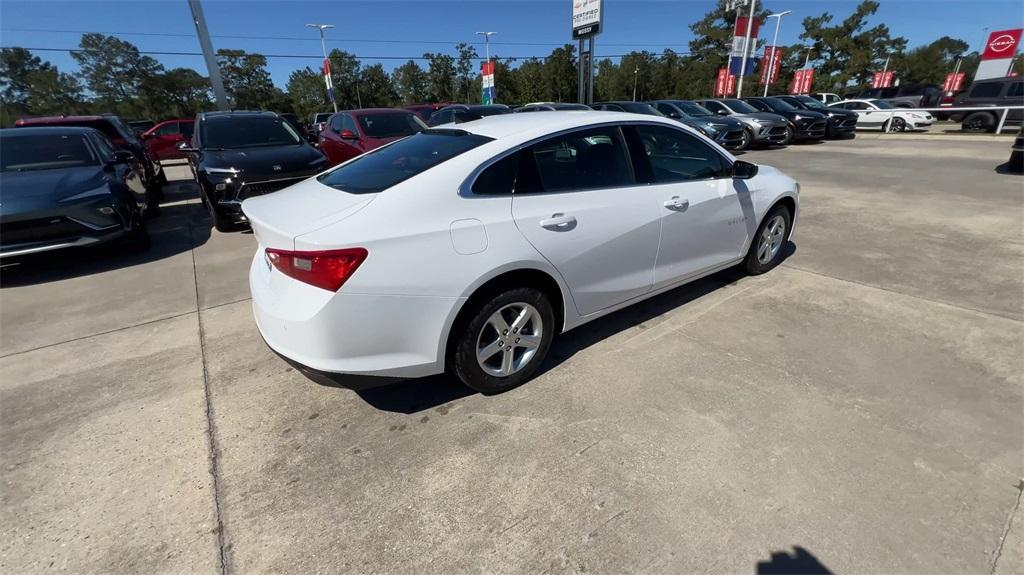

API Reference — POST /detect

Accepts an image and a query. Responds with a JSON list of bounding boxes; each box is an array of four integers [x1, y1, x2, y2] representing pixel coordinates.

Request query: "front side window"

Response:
[[153, 122, 179, 136], [181, 122, 194, 137], [1006, 82, 1023, 97], [720, 99, 760, 114], [318, 129, 491, 194], [631, 124, 726, 182], [329, 115, 343, 132], [529, 126, 633, 192], [970, 83, 1002, 98], [745, 99, 772, 112], [201, 117, 302, 149]]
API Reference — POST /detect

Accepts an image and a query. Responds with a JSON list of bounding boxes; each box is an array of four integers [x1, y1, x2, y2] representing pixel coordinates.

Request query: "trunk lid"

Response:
[[241, 177, 376, 250]]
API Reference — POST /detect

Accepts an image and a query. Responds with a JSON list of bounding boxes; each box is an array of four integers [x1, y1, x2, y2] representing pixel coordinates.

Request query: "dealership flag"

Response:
[[715, 68, 736, 97], [871, 70, 895, 89], [797, 68, 814, 94], [728, 16, 761, 76], [481, 61, 496, 105], [943, 72, 966, 93], [976, 28, 1024, 80], [322, 58, 335, 104], [759, 46, 783, 85]]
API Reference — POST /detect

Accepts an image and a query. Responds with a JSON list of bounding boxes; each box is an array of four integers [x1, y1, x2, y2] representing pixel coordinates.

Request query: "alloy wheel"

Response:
[[757, 215, 786, 265], [476, 302, 543, 377]]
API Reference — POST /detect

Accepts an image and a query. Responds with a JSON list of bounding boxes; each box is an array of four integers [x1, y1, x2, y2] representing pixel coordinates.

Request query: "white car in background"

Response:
[[829, 99, 934, 132], [242, 112, 800, 394]]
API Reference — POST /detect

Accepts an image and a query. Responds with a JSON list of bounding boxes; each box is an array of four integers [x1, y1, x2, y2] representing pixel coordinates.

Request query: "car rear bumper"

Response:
[[249, 249, 463, 378]]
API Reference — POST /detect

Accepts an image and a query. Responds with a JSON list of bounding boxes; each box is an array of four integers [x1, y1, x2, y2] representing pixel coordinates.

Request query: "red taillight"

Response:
[[265, 247, 367, 292]]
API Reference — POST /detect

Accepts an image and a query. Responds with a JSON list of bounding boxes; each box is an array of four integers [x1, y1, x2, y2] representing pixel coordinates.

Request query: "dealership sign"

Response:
[[977, 28, 1023, 80], [572, 0, 602, 38]]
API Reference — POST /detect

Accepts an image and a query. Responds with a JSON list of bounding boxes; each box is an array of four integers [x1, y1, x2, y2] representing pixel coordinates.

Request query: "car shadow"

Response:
[[338, 243, 797, 414], [0, 180, 211, 287], [756, 546, 832, 574]]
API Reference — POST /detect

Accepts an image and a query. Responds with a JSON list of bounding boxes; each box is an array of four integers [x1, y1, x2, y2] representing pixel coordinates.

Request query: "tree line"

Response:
[[2, 1, 1019, 126]]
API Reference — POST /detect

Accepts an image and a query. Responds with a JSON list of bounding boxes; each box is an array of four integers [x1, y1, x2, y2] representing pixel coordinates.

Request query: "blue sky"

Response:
[[1, 0, 1021, 87]]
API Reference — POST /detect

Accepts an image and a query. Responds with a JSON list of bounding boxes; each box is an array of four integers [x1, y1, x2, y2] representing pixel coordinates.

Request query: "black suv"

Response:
[[743, 97, 828, 141], [776, 95, 858, 138], [180, 111, 328, 231], [950, 77, 1024, 132], [427, 104, 512, 126]]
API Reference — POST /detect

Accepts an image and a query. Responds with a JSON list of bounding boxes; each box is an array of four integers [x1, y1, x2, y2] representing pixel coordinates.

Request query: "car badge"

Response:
[[272, 164, 282, 171]]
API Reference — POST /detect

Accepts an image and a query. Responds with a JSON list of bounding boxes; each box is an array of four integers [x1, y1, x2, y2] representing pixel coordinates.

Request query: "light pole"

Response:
[[476, 31, 497, 104], [306, 23, 337, 112], [735, 0, 757, 98], [632, 66, 639, 101], [763, 10, 792, 96]]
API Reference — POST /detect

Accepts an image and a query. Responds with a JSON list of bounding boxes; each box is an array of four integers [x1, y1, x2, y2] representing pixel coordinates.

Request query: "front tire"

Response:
[[203, 191, 239, 232], [744, 206, 791, 275], [780, 125, 795, 146], [450, 287, 555, 394], [962, 112, 994, 133], [738, 127, 753, 150]]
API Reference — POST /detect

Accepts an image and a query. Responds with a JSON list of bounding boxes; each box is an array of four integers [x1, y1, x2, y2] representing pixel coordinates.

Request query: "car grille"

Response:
[[722, 129, 746, 145], [237, 177, 306, 200], [764, 126, 788, 141], [801, 121, 827, 137], [0, 216, 92, 246], [837, 117, 858, 129]]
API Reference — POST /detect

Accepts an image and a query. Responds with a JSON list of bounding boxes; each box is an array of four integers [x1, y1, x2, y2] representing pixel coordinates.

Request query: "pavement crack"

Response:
[[188, 200, 230, 575], [990, 479, 1024, 574]]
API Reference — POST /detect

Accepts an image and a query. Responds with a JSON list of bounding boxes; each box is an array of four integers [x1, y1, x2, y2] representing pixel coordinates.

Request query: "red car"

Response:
[[319, 108, 427, 166], [141, 119, 194, 161]]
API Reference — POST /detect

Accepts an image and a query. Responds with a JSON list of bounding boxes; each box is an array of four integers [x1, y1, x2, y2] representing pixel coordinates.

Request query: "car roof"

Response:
[[200, 110, 278, 121], [1, 126, 102, 137], [16, 115, 116, 125], [446, 110, 675, 140], [344, 108, 416, 116]]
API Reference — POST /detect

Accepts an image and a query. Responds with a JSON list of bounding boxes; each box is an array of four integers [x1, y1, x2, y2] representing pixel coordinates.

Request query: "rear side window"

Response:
[[529, 126, 633, 192], [318, 130, 491, 194], [746, 99, 772, 112], [471, 152, 519, 195], [970, 83, 1003, 98], [1007, 82, 1023, 98]]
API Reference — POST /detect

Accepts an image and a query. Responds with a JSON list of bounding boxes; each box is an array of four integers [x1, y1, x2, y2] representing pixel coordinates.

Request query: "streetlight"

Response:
[[763, 10, 792, 96], [476, 32, 497, 103], [475, 31, 497, 64], [306, 23, 337, 112]]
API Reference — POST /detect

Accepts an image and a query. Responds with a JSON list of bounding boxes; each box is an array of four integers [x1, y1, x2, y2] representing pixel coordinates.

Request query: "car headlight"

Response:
[[61, 185, 112, 202], [792, 114, 806, 121], [204, 167, 240, 175]]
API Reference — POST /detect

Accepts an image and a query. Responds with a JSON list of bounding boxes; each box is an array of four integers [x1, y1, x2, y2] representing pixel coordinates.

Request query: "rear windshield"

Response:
[[357, 112, 427, 138], [473, 106, 512, 117], [317, 129, 492, 194], [721, 99, 759, 114], [1, 134, 98, 172]]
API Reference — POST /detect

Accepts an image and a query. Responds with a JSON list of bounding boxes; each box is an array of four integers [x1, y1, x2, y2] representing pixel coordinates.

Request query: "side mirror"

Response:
[[339, 129, 359, 140], [667, 112, 682, 119], [716, 109, 730, 116], [732, 160, 758, 179], [112, 150, 135, 163], [176, 142, 198, 153]]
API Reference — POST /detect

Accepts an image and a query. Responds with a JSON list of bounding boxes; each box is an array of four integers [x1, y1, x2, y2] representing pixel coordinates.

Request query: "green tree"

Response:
[[512, 58, 545, 104], [541, 44, 578, 103], [71, 33, 164, 116], [359, 63, 397, 107], [392, 60, 429, 104], [216, 49, 276, 109], [328, 49, 362, 109], [141, 68, 212, 118], [1, 47, 53, 106], [287, 67, 328, 120], [454, 42, 479, 102], [423, 52, 456, 102], [892, 36, 969, 85], [25, 67, 87, 116], [491, 57, 517, 105]]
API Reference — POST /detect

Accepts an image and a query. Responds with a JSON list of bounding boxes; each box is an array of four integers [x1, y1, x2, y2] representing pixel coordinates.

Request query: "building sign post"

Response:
[[572, 0, 602, 104]]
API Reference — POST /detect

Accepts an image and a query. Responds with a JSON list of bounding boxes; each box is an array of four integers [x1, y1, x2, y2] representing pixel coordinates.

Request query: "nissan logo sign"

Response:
[[989, 34, 1017, 53]]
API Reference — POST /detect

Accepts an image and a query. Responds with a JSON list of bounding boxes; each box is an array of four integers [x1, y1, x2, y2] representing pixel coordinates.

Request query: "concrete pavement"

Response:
[[1, 138, 1021, 574]]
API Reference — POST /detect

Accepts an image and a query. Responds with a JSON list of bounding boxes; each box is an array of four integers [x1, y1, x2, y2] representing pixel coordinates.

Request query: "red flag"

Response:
[[759, 46, 783, 85], [797, 68, 814, 94], [715, 68, 729, 97], [733, 17, 762, 38], [790, 69, 804, 94], [882, 70, 894, 87], [726, 73, 737, 95]]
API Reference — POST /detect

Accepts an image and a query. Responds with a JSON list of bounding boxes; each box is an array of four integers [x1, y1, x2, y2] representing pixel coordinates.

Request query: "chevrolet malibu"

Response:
[[243, 113, 800, 393]]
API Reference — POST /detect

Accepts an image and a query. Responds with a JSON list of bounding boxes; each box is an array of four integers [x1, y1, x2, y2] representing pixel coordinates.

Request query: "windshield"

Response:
[[314, 113, 332, 123], [870, 99, 895, 109], [357, 113, 427, 139], [474, 106, 511, 117], [1, 134, 99, 172], [676, 101, 713, 116], [762, 98, 797, 112], [720, 99, 760, 114], [619, 103, 665, 116], [202, 117, 302, 149], [318, 129, 492, 194], [794, 96, 828, 110]]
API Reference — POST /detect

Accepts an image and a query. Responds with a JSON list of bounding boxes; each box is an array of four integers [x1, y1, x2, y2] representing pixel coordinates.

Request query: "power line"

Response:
[[2, 46, 678, 61], [0, 27, 693, 49]]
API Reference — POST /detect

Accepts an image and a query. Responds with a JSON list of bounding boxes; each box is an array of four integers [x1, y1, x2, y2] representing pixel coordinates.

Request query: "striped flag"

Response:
[[322, 58, 335, 104]]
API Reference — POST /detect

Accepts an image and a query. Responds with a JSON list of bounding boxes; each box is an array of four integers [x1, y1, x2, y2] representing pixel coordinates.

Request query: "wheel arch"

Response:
[[767, 194, 798, 240], [441, 264, 570, 369]]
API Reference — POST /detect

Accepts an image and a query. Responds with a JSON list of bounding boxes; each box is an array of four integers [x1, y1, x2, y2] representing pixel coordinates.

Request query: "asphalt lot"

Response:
[[1, 133, 1021, 574]]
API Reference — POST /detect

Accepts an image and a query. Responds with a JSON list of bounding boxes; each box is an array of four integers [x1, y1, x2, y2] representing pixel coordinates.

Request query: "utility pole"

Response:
[[306, 23, 337, 112], [186, 0, 228, 111], [632, 65, 639, 101], [763, 10, 791, 96], [735, 0, 757, 98]]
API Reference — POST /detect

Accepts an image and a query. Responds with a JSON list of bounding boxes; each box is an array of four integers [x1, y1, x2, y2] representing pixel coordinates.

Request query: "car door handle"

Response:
[[540, 213, 577, 229], [663, 196, 689, 211]]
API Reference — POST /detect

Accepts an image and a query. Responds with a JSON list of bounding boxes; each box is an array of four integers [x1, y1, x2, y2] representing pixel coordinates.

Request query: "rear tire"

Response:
[[744, 206, 791, 275], [962, 112, 995, 133], [450, 286, 555, 394]]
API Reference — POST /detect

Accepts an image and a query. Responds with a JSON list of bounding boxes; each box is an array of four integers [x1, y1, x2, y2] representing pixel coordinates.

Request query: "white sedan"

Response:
[[242, 112, 800, 393], [828, 99, 934, 132]]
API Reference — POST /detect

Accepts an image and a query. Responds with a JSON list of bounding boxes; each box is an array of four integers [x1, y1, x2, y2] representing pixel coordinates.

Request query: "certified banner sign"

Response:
[[572, 0, 602, 39]]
